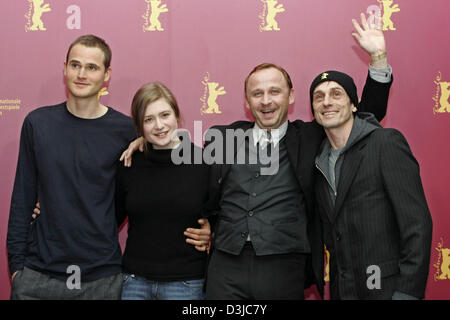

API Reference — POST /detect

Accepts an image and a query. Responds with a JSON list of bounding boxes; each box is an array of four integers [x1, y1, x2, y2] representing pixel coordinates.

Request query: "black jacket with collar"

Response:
[[203, 72, 393, 291], [313, 115, 432, 299]]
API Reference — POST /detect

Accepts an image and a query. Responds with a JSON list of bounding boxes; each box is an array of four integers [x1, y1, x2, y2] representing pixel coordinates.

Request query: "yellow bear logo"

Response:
[[324, 245, 330, 282], [27, 0, 51, 31], [204, 82, 226, 114], [437, 248, 450, 280], [260, 0, 285, 31], [436, 82, 450, 113], [143, 0, 168, 32], [378, 0, 400, 31], [201, 73, 226, 115], [434, 238, 450, 281], [433, 72, 450, 114], [97, 87, 109, 101]]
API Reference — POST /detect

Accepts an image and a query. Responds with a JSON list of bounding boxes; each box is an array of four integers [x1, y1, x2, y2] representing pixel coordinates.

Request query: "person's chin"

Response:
[[153, 139, 172, 149], [257, 119, 276, 129], [321, 120, 339, 129]]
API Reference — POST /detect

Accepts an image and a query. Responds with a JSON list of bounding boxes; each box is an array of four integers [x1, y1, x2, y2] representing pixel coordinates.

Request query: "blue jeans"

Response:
[[121, 273, 205, 300]]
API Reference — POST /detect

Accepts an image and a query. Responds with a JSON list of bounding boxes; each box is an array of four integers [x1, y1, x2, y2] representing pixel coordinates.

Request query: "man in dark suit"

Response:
[[205, 14, 394, 299], [310, 70, 433, 300]]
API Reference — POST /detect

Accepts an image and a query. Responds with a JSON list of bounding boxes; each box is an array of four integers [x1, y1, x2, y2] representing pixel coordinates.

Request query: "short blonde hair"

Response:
[[244, 63, 293, 98]]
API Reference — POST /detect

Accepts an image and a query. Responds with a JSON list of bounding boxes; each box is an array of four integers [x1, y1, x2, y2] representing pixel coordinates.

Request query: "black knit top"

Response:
[[115, 143, 209, 281]]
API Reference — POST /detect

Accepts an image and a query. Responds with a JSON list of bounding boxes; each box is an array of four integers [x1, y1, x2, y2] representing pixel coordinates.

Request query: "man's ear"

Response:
[[245, 96, 251, 110], [289, 88, 295, 104], [104, 66, 111, 83]]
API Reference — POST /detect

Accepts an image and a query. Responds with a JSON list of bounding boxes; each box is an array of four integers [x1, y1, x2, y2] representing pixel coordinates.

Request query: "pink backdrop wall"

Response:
[[0, 0, 449, 299]]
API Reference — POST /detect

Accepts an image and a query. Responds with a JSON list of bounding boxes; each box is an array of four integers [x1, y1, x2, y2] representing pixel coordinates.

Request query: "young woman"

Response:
[[115, 82, 211, 300]]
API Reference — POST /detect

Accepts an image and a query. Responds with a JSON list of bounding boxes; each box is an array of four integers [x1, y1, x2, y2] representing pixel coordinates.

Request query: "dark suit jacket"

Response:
[[313, 129, 433, 299], [203, 72, 393, 288]]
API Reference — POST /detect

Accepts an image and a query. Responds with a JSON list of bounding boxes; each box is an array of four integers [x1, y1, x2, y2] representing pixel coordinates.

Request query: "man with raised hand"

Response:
[[310, 68, 432, 299]]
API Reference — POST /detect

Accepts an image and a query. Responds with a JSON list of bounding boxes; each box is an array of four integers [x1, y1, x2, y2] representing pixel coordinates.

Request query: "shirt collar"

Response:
[[252, 120, 288, 147]]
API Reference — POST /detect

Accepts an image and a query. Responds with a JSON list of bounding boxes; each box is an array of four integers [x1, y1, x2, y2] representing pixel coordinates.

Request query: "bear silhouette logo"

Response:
[[324, 245, 330, 282], [378, 0, 400, 31], [260, 0, 285, 32], [98, 87, 109, 101], [26, 0, 51, 32], [433, 72, 450, 114], [143, 0, 168, 32], [434, 238, 450, 280], [201, 73, 226, 115]]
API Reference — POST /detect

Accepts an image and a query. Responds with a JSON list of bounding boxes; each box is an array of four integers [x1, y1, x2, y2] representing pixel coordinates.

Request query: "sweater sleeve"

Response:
[[380, 129, 433, 299], [115, 162, 128, 228], [358, 71, 393, 122], [7, 115, 38, 275]]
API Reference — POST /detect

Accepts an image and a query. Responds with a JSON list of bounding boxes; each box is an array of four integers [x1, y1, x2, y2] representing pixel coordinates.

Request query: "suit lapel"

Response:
[[316, 174, 335, 223], [287, 121, 325, 191], [220, 122, 254, 178], [332, 142, 366, 222], [285, 122, 302, 183]]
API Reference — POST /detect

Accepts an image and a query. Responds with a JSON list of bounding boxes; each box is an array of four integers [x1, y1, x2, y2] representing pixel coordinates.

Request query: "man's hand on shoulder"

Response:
[[120, 137, 145, 167], [11, 270, 19, 281]]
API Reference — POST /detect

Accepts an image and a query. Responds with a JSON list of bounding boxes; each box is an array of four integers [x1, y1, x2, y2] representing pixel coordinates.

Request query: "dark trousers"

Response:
[[206, 242, 307, 300], [10, 267, 123, 300]]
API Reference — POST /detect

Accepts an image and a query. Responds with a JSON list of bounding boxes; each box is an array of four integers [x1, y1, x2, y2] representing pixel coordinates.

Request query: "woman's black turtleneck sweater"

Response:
[[115, 143, 209, 281]]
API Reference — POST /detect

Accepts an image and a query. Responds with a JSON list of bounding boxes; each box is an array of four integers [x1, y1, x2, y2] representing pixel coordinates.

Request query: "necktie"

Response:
[[263, 130, 272, 157], [263, 130, 272, 149]]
